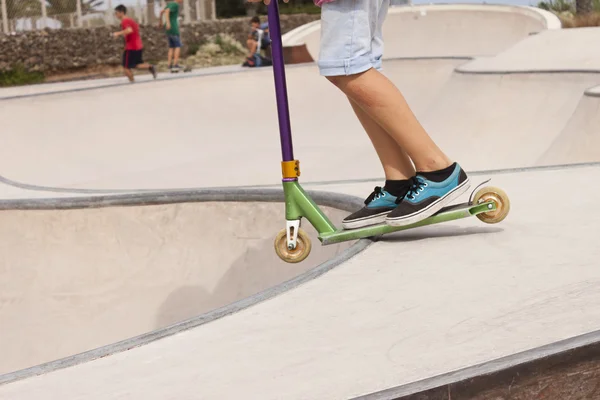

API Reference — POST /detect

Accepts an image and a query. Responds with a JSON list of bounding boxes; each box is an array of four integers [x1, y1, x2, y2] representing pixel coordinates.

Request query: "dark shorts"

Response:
[[261, 39, 271, 50], [167, 35, 182, 48], [122, 50, 144, 69]]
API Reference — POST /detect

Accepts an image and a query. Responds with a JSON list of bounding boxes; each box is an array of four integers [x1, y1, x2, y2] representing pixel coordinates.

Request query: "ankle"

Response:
[[415, 158, 452, 173], [418, 162, 458, 183]]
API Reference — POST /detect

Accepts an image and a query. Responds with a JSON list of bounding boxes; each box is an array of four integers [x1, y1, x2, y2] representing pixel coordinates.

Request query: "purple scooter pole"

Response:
[[267, 1, 295, 164]]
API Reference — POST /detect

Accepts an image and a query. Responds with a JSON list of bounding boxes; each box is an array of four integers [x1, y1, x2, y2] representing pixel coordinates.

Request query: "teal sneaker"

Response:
[[342, 186, 400, 230], [386, 163, 470, 227]]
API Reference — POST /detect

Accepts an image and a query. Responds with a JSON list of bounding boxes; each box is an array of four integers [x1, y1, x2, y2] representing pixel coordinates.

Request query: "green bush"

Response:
[[538, 0, 600, 13], [214, 34, 245, 55], [279, 3, 321, 14], [217, 0, 251, 18], [560, 11, 600, 26], [538, 0, 575, 13], [0, 66, 45, 87], [186, 42, 201, 56]]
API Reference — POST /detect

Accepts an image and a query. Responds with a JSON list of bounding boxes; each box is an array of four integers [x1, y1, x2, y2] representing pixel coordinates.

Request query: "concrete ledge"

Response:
[[391, 4, 561, 30], [585, 85, 600, 97], [0, 65, 246, 101], [282, 20, 320, 46], [354, 329, 600, 399], [458, 28, 600, 74], [0, 188, 370, 386], [283, 4, 560, 48]]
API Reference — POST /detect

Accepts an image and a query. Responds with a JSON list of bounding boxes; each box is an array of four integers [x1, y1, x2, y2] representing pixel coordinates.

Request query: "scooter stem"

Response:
[[267, 0, 295, 164]]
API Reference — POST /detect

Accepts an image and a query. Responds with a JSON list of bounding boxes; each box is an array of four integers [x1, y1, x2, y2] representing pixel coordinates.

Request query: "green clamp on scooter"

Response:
[[266, 1, 510, 263]]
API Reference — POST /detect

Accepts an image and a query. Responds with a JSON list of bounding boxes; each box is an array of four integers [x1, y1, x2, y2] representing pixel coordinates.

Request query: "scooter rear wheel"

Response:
[[274, 228, 312, 263]]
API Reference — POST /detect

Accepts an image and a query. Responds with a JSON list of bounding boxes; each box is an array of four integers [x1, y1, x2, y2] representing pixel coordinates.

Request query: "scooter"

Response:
[[266, 1, 510, 263]]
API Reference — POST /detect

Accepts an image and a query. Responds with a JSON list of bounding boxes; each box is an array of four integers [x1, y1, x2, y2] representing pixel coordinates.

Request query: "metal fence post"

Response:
[[183, 0, 190, 24], [147, 0, 156, 24], [198, 0, 205, 20], [106, 0, 113, 25], [76, 0, 83, 27], [41, 0, 48, 29], [209, 0, 215, 20], [136, 0, 143, 24], [1, 0, 8, 34]]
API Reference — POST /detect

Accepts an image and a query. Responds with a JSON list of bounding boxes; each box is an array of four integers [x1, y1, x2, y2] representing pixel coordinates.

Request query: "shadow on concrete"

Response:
[[378, 225, 503, 243]]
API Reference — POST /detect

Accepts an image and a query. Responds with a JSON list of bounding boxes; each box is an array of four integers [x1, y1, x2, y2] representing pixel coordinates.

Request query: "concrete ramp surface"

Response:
[[538, 87, 600, 165], [285, 5, 560, 59], [0, 200, 352, 375], [0, 3, 599, 400]]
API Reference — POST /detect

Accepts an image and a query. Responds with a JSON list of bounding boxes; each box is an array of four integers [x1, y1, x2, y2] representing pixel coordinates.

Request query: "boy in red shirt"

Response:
[[113, 5, 157, 83]]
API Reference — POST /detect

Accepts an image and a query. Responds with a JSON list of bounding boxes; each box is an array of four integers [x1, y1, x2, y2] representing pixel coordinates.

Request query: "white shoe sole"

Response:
[[386, 179, 471, 227], [342, 211, 391, 230]]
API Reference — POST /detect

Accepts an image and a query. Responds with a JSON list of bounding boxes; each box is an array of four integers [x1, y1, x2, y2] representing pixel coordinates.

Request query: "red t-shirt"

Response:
[[121, 18, 143, 50]]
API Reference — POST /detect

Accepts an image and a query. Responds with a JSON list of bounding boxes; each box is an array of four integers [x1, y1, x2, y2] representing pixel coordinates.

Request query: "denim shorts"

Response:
[[318, 0, 390, 77], [167, 35, 182, 48]]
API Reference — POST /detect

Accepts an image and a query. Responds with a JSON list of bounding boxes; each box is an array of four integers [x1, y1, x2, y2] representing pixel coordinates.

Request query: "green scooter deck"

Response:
[[319, 200, 495, 245]]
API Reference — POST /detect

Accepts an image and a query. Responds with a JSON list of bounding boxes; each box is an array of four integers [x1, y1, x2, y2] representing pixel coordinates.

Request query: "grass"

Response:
[[0, 66, 45, 87], [538, 0, 600, 26], [279, 4, 321, 15], [186, 42, 201, 57], [214, 34, 246, 55], [560, 11, 600, 26], [538, 0, 575, 13], [158, 34, 247, 72]]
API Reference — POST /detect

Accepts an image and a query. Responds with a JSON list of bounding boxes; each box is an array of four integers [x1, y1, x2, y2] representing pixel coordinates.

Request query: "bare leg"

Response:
[[167, 48, 174, 66], [348, 98, 415, 180], [173, 48, 181, 65], [328, 68, 451, 172], [136, 63, 152, 69], [246, 39, 258, 56], [123, 68, 134, 82]]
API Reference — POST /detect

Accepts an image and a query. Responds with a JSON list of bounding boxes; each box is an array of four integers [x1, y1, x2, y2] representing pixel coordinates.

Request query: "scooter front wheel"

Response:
[[274, 228, 312, 263], [473, 186, 510, 224]]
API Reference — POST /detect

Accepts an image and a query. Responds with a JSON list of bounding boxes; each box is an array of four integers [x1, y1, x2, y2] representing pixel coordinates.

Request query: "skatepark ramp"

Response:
[[282, 4, 561, 59], [0, 3, 600, 399], [0, 191, 359, 376], [537, 86, 600, 166]]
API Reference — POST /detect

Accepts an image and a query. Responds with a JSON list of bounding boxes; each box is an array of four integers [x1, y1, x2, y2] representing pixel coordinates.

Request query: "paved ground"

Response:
[[0, 4, 599, 400]]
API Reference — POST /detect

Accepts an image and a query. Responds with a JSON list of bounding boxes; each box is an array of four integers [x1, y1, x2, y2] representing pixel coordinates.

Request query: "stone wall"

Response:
[[0, 14, 319, 73]]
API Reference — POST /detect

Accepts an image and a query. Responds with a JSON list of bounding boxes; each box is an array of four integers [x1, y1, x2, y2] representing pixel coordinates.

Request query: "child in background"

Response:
[[159, 0, 183, 73], [247, 16, 271, 58], [113, 5, 157, 82], [248, 0, 469, 229]]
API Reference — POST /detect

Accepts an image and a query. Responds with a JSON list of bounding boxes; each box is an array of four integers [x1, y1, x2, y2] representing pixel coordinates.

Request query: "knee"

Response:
[[325, 74, 349, 89], [326, 75, 341, 85]]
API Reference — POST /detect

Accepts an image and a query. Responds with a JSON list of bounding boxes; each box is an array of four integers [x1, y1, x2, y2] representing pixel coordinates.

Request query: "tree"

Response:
[[575, 0, 593, 13], [147, 0, 156, 24], [5, 0, 41, 19], [216, 0, 248, 18], [537, 0, 574, 13], [45, 0, 104, 16]]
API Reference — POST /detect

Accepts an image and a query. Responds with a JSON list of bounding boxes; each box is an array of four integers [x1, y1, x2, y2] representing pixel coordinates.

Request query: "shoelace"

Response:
[[365, 178, 429, 206], [364, 186, 387, 205], [404, 176, 428, 201]]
